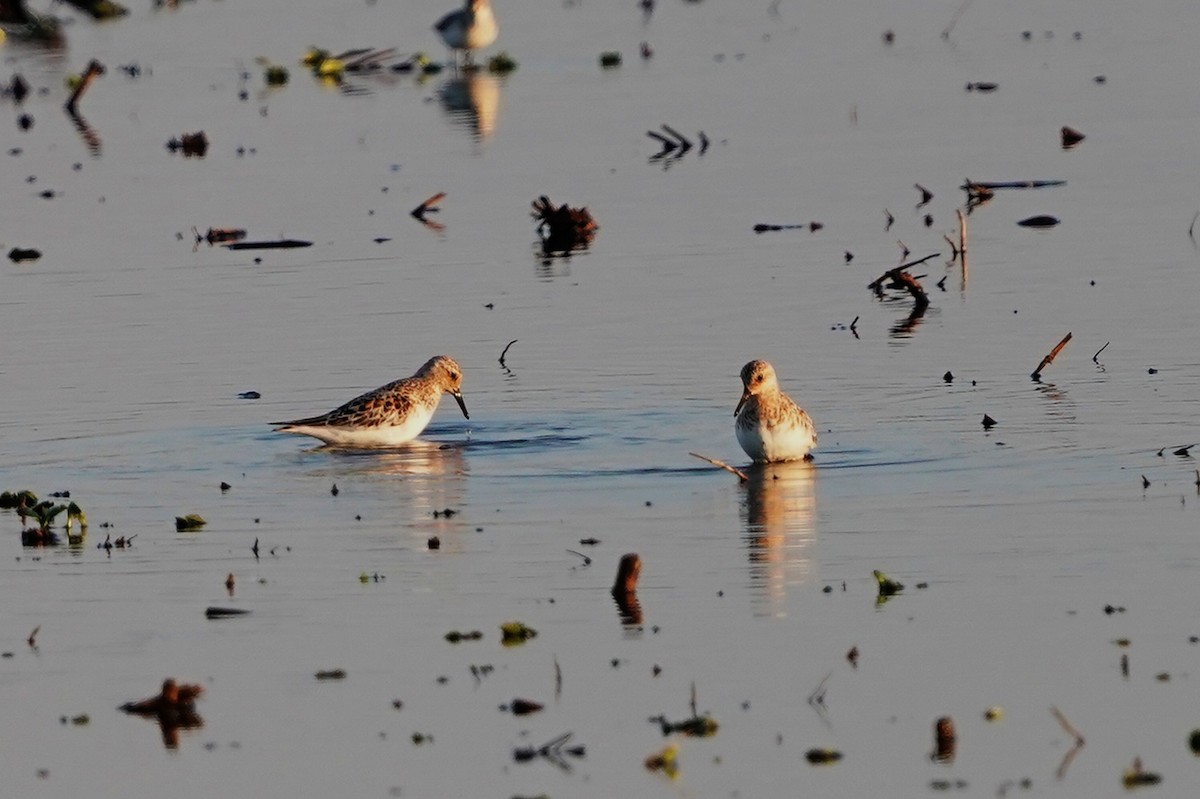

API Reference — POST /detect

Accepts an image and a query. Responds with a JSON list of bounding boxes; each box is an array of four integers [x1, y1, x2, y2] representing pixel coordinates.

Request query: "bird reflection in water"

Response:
[[314, 440, 468, 547], [439, 73, 500, 140], [740, 460, 816, 617]]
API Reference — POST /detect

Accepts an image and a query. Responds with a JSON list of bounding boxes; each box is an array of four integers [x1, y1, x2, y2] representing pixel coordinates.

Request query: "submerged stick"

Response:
[[1031, 332, 1072, 379], [689, 452, 748, 482]]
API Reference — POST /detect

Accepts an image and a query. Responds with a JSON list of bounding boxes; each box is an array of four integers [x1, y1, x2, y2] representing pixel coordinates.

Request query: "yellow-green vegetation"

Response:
[[487, 51, 518, 74], [644, 743, 679, 778], [175, 514, 206, 532], [500, 621, 537, 646], [873, 569, 904, 596]]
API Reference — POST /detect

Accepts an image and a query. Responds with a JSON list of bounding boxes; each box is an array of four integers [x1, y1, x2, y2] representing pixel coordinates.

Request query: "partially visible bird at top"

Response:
[[434, 0, 499, 68]]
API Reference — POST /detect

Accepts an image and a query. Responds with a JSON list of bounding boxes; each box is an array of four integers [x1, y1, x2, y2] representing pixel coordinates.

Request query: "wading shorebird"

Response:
[[734, 359, 816, 463], [434, 0, 498, 67], [272, 355, 468, 447]]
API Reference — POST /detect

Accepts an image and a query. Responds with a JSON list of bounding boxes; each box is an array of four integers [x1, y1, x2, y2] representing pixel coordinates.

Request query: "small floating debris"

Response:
[[805, 748, 843, 765], [512, 731, 585, 769], [506, 698, 544, 716], [599, 51, 622, 68], [651, 713, 718, 737], [487, 51, 518, 74], [315, 669, 347, 681], [915, 183, 934, 207], [984, 706, 1004, 721], [444, 630, 483, 643], [166, 131, 209, 157], [644, 743, 679, 778], [1061, 126, 1086, 149], [1188, 729, 1200, 755], [933, 716, 957, 762], [982, 414, 997, 429], [193, 226, 246, 246], [1122, 757, 1162, 788], [532, 195, 598, 255], [1018, 215, 1060, 228], [965, 81, 998, 92], [238, 390, 261, 399], [874, 569, 904, 597], [175, 514, 206, 532], [7, 247, 41, 262], [120, 678, 203, 717], [752, 222, 821, 234], [500, 621, 537, 646], [223, 239, 313, 250], [205, 606, 250, 619]]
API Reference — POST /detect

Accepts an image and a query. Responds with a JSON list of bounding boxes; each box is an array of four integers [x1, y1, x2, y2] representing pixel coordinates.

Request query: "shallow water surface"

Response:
[[3, 0, 1200, 797]]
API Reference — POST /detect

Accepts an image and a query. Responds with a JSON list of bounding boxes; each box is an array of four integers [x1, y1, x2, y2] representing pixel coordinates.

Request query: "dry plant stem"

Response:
[[65, 59, 104, 114], [1032, 332, 1073, 379], [1050, 705, 1086, 746], [689, 452, 748, 482], [956, 209, 967, 258]]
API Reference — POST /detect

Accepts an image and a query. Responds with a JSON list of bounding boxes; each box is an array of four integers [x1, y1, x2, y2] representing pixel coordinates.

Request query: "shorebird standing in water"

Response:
[[272, 355, 468, 447], [434, 0, 498, 68], [734, 360, 817, 463]]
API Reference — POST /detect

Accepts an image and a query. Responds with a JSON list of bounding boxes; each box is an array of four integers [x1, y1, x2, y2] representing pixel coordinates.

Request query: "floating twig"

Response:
[[1060, 126, 1086, 149], [915, 183, 933, 207], [65, 59, 105, 115], [963, 179, 1067, 191], [28, 625, 40, 649], [849, 316, 859, 339], [752, 222, 808, 233], [956, 208, 967, 259], [1190, 211, 1199, 244], [410, 192, 446, 231], [689, 452, 749, 482], [1031, 332, 1072, 380], [884, 208, 894, 231], [224, 239, 312, 250], [498, 339, 518, 367], [1018, 214, 1060, 228], [1091, 341, 1109, 363], [1050, 705, 1086, 747]]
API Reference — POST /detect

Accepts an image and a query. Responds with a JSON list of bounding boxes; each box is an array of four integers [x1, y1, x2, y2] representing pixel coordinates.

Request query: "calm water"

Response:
[[3, 0, 1200, 796]]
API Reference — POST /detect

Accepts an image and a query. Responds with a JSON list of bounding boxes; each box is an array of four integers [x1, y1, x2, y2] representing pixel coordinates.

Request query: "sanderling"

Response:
[[272, 355, 468, 447], [734, 360, 816, 463], [434, 0, 498, 67]]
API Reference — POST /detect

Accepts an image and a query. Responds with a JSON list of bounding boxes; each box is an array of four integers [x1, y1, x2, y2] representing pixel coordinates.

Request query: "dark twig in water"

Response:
[[410, 192, 446, 231], [1190, 211, 1199, 245], [807, 671, 832, 726], [1091, 341, 1109, 363], [849, 316, 859, 339], [566, 549, 591, 566], [499, 339, 518, 367], [1031, 332, 1072, 380], [884, 208, 894, 231], [646, 129, 676, 153], [554, 656, 563, 700], [689, 452, 748, 482], [28, 625, 40, 649]]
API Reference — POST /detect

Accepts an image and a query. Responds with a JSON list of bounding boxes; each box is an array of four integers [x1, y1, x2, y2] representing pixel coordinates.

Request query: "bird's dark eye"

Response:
[[450, 372, 459, 381]]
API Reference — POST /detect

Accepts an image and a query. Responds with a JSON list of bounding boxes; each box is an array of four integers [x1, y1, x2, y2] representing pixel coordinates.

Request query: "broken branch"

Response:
[[688, 452, 748, 482], [1031, 332, 1072, 380]]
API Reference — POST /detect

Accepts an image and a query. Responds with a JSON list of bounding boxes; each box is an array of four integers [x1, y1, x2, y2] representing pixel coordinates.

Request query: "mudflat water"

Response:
[[3, 1, 1200, 796]]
